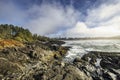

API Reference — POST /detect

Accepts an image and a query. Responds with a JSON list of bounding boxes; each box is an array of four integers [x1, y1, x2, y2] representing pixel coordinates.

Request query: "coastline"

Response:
[[0, 39, 120, 80]]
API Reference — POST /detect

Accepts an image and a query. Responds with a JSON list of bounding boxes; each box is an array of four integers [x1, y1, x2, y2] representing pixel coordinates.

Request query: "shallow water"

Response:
[[63, 39, 120, 62]]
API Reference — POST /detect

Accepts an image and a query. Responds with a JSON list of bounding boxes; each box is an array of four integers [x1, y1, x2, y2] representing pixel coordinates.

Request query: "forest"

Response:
[[0, 24, 51, 42]]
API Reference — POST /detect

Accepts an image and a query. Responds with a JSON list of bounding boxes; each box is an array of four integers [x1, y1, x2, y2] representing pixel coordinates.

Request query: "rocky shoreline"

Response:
[[0, 40, 120, 80], [0, 40, 68, 80]]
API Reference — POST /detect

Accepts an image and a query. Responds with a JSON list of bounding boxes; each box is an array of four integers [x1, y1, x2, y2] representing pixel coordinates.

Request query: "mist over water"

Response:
[[63, 39, 120, 62]]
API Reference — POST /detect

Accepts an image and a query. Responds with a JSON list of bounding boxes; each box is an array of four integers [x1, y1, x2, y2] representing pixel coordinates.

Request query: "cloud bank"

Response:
[[25, 3, 80, 35], [62, 0, 120, 37], [0, 0, 120, 37]]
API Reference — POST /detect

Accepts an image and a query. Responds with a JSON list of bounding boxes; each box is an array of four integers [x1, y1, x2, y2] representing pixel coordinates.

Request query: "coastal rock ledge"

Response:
[[0, 40, 120, 80]]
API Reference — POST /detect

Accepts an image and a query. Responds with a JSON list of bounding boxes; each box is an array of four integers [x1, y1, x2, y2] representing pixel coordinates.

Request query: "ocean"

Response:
[[62, 39, 120, 62]]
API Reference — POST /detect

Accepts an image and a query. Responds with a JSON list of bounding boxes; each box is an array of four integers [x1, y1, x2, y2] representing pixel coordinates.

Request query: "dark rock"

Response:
[[73, 57, 81, 62], [109, 68, 120, 77], [0, 75, 3, 80], [33, 73, 44, 80], [81, 54, 89, 61], [117, 75, 120, 80], [54, 54, 59, 59], [90, 57, 97, 65], [102, 72, 114, 80], [73, 62, 83, 68], [100, 57, 120, 69], [51, 44, 59, 51], [2, 48, 10, 54], [28, 50, 38, 59]]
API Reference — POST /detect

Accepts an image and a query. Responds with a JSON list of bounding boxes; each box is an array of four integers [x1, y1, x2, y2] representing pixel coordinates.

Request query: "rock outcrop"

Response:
[[77, 51, 120, 80], [0, 39, 120, 80]]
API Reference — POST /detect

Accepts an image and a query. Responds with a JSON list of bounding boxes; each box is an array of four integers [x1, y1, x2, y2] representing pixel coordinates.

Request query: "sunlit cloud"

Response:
[[62, 0, 120, 37], [64, 22, 120, 37]]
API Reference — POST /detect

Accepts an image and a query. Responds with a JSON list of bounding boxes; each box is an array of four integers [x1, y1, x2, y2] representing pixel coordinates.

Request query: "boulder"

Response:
[[73, 57, 82, 62], [63, 65, 92, 80], [81, 54, 89, 61], [100, 57, 120, 69]]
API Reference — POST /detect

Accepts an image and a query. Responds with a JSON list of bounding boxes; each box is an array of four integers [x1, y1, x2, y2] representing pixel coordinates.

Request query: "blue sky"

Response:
[[0, 0, 120, 37]]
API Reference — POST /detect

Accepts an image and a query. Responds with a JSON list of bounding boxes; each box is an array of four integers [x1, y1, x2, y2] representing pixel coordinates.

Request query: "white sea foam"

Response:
[[63, 39, 120, 62]]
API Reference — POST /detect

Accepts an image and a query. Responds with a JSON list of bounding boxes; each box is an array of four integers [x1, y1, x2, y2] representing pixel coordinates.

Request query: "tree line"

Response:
[[0, 24, 51, 42]]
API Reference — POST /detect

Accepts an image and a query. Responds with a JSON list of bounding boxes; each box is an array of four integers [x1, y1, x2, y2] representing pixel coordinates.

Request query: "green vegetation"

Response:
[[0, 24, 52, 42], [0, 24, 66, 51]]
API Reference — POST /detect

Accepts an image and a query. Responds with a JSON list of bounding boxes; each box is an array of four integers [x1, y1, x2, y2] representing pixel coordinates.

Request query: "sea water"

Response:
[[63, 39, 120, 62]]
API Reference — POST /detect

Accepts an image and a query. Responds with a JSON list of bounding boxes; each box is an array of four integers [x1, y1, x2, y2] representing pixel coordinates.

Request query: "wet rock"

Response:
[[117, 75, 120, 80], [90, 57, 97, 65], [51, 44, 59, 51], [73, 58, 86, 68], [102, 71, 114, 80], [73, 61, 83, 68], [81, 54, 89, 61], [107, 71, 117, 80], [100, 57, 120, 69], [73, 57, 81, 62]]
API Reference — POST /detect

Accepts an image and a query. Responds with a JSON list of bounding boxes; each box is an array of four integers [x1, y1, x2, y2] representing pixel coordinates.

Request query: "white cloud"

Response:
[[0, 1, 80, 36], [25, 4, 80, 35], [63, 0, 120, 37], [86, 1, 120, 26], [1, 0, 120, 38], [65, 22, 120, 37]]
